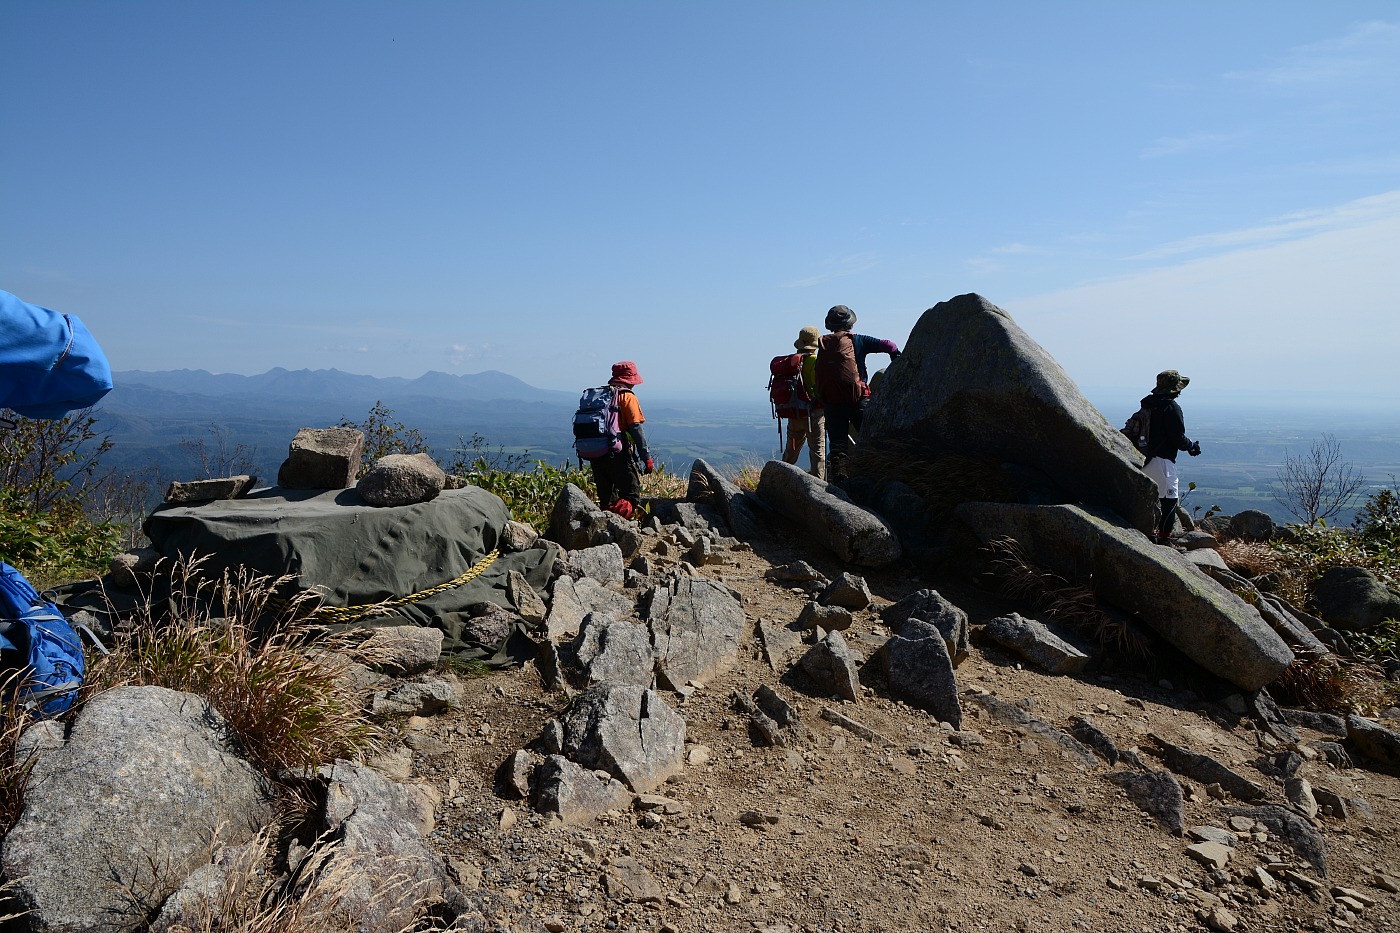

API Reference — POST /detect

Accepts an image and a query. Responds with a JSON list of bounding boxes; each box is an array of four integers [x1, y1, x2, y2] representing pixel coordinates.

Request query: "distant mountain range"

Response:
[[114, 367, 576, 405]]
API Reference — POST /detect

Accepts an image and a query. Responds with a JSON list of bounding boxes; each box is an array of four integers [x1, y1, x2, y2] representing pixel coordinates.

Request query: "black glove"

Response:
[[1189, 441, 1201, 457], [889, 349, 901, 360]]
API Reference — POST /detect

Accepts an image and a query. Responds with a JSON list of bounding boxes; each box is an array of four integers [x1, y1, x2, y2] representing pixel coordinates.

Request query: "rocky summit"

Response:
[[9, 295, 1400, 933]]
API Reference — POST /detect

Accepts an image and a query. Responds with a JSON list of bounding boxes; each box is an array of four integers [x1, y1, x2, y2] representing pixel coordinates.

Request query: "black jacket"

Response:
[[1141, 391, 1192, 462]]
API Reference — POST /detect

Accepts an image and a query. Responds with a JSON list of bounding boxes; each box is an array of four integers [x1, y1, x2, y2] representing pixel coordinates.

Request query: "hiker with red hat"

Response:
[[592, 361, 653, 520]]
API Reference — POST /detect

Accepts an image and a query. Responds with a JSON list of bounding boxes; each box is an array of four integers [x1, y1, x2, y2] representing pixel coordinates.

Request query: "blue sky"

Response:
[[3, 2, 1398, 401]]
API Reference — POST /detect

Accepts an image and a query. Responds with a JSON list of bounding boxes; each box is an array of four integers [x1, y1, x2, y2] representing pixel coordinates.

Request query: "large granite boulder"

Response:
[[756, 460, 902, 567], [3, 687, 274, 933], [956, 501, 1293, 691], [1313, 566, 1400, 632], [861, 293, 1157, 533]]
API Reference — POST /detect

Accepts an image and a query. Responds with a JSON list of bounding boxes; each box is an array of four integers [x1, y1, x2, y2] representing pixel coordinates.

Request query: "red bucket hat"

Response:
[[610, 361, 643, 386]]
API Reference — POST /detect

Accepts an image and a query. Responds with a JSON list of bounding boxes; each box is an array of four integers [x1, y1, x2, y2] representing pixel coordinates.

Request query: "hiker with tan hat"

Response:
[[777, 325, 825, 478], [1138, 369, 1201, 545]]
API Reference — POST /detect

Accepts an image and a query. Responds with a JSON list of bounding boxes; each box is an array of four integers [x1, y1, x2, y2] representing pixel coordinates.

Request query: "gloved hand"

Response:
[[1189, 441, 1202, 457], [644, 458, 655, 474], [889, 350, 901, 361]]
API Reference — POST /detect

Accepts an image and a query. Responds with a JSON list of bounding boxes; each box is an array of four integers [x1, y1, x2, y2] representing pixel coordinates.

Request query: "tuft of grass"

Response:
[[87, 556, 381, 776], [1216, 539, 1282, 582], [151, 826, 440, 932], [641, 463, 687, 500], [1271, 655, 1398, 715], [0, 685, 41, 836], [983, 537, 1151, 658]]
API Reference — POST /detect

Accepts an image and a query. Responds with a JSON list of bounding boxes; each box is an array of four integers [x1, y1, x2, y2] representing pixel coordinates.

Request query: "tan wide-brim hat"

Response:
[[794, 326, 820, 351]]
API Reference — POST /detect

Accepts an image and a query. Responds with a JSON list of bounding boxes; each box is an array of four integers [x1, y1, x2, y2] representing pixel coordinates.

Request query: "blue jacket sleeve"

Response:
[[0, 291, 113, 418]]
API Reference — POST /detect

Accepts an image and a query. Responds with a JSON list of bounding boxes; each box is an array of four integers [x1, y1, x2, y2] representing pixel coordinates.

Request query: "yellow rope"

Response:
[[310, 549, 501, 624]]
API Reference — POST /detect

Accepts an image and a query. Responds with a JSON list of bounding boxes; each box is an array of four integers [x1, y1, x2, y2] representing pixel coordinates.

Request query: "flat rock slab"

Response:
[[164, 474, 258, 503], [756, 460, 902, 567], [967, 694, 1100, 768], [644, 573, 745, 691], [1227, 805, 1328, 876], [573, 613, 655, 688], [956, 501, 1293, 691], [758, 619, 806, 672], [1147, 734, 1268, 801], [557, 684, 686, 792], [983, 613, 1092, 675], [1106, 769, 1185, 835]]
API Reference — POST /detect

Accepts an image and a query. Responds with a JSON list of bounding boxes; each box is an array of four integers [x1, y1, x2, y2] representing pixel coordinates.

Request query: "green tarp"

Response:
[[143, 485, 558, 660]]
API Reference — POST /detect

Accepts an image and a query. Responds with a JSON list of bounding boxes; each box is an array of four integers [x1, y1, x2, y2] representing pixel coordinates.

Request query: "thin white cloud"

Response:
[[1140, 131, 1240, 159], [1228, 20, 1400, 90], [1129, 189, 1400, 261], [963, 241, 1045, 275], [1014, 205, 1400, 395], [784, 252, 880, 289]]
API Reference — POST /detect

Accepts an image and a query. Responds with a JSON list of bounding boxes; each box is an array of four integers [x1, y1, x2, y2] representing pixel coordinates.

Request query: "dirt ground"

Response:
[[392, 517, 1400, 933]]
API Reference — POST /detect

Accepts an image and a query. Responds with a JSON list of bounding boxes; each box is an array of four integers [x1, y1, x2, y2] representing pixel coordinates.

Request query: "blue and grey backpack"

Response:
[[0, 561, 86, 717], [572, 386, 623, 461]]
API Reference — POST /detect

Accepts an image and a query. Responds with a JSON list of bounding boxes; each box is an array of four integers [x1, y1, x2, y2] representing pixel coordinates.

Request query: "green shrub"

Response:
[[0, 408, 125, 585]]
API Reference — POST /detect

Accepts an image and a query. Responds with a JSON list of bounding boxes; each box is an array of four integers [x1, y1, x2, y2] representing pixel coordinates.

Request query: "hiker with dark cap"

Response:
[[779, 325, 826, 479], [593, 361, 654, 520], [815, 305, 900, 484], [1140, 370, 1201, 544]]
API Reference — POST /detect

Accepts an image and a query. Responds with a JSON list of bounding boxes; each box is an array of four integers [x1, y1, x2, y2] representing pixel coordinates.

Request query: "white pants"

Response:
[[1143, 457, 1179, 498]]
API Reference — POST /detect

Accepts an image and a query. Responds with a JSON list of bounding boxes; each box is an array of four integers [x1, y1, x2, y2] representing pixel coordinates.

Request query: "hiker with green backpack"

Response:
[[815, 305, 900, 485], [770, 325, 825, 479]]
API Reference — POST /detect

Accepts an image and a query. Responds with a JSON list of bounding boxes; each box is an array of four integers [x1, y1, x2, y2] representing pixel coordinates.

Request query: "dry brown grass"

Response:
[[87, 556, 382, 775], [641, 465, 688, 500], [0, 685, 40, 836], [983, 537, 1151, 658], [152, 827, 440, 932], [1216, 539, 1283, 581], [1270, 655, 1400, 715]]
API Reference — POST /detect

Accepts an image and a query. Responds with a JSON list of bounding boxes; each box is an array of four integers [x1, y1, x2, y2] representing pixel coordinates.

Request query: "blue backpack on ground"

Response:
[[572, 386, 623, 461], [0, 562, 86, 717], [0, 289, 113, 419]]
